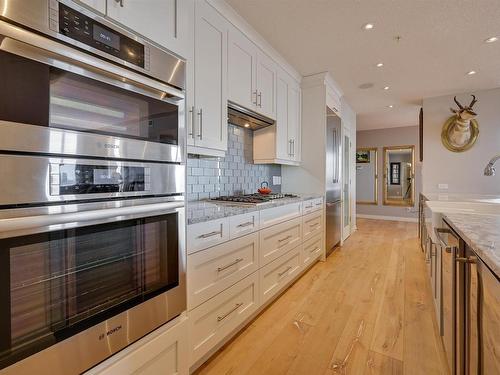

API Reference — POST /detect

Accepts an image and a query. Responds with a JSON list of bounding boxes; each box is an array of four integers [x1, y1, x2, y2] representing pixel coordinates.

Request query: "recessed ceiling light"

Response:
[[467, 70, 477, 75], [388, 105, 394, 108], [485, 36, 498, 43], [363, 23, 374, 30], [376, 62, 384, 68], [244, 123, 250, 128], [383, 86, 390, 90]]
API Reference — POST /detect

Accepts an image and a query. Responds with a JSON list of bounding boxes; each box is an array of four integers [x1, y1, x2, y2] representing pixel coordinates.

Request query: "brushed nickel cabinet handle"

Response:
[[197, 108, 203, 139], [257, 91, 262, 107], [304, 204, 313, 209], [198, 229, 222, 239], [237, 221, 254, 228], [310, 247, 320, 253], [289, 139, 293, 156], [188, 106, 195, 137], [309, 222, 320, 228], [278, 266, 292, 277], [217, 258, 244, 272], [252, 90, 258, 105], [217, 303, 243, 322], [278, 235, 292, 243]]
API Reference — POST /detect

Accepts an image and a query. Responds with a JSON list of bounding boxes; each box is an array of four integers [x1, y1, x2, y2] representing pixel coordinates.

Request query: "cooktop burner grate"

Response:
[[210, 193, 299, 205]]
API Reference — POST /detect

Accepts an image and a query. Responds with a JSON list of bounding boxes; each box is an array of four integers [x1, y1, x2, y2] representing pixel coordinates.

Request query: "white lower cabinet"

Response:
[[187, 232, 259, 309], [86, 317, 188, 375], [187, 218, 229, 254], [301, 234, 323, 267], [259, 217, 302, 266], [260, 246, 301, 304], [302, 210, 323, 242], [188, 273, 260, 364]]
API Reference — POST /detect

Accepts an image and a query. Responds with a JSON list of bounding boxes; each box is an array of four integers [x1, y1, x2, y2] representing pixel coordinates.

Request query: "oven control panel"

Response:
[[49, 1, 149, 69], [50, 163, 151, 196]]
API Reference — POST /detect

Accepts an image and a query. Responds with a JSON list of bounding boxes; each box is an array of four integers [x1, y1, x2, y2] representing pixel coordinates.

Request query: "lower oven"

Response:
[[0, 198, 185, 374]]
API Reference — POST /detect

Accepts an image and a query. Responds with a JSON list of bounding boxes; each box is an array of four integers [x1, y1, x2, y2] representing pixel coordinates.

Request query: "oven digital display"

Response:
[[58, 164, 147, 195], [93, 24, 120, 51]]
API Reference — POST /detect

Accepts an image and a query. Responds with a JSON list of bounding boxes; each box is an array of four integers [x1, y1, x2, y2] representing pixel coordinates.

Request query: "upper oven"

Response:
[[0, 0, 185, 163]]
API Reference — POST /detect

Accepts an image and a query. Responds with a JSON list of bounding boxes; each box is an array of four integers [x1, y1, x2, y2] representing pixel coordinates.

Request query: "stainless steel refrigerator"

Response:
[[325, 109, 342, 254]]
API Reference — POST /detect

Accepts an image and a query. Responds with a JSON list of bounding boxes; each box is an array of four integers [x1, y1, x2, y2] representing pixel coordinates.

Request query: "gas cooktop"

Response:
[[210, 193, 299, 205]]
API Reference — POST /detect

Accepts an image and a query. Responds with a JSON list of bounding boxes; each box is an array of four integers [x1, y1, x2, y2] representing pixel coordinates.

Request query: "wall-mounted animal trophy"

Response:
[[441, 95, 479, 152]]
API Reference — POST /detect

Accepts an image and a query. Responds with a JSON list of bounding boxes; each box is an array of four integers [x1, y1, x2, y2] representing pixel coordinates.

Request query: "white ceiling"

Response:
[[226, 0, 500, 130]]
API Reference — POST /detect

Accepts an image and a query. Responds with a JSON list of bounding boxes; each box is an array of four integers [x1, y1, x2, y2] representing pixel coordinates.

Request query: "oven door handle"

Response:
[[0, 21, 184, 101], [0, 201, 184, 237]]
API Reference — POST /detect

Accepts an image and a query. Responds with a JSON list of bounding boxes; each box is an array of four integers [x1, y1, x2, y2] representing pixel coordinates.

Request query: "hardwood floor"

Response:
[[195, 219, 449, 375]]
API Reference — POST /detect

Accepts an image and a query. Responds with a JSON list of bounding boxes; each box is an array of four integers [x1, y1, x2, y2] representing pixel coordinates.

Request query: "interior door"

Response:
[[342, 130, 351, 240], [228, 26, 257, 111], [193, 0, 227, 151], [255, 51, 276, 119]]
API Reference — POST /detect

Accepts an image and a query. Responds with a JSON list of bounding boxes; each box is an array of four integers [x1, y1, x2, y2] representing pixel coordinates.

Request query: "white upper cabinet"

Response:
[[228, 26, 277, 119], [189, 0, 228, 154], [253, 66, 301, 165], [255, 51, 277, 119], [106, 0, 192, 58], [76, 0, 106, 14], [228, 26, 258, 111]]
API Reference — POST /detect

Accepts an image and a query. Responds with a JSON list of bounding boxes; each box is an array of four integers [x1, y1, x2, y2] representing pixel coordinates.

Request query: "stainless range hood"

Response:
[[228, 101, 274, 130]]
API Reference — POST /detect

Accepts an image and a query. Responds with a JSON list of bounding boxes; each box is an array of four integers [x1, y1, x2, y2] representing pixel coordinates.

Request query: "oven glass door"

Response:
[[0, 213, 179, 370], [0, 50, 179, 145]]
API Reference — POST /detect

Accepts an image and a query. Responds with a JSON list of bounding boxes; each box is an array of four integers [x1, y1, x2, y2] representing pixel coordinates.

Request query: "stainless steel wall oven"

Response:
[[0, 1, 186, 374]]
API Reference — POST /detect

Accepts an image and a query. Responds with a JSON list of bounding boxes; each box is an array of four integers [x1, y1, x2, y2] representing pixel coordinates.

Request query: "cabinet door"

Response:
[[76, 0, 106, 13], [255, 51, 277, 119], [193, 0, 227, 152], [106, 0, 191, 57], [288, 80, 301, 162], [228, 26, 257, 111], [275, 71, 289, 160]]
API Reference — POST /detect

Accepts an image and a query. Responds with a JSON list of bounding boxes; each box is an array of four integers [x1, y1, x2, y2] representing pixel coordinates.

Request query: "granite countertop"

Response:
[[187, 194, 323, 225], [422, 192, 500, 203], [443, 213, 500, 277]]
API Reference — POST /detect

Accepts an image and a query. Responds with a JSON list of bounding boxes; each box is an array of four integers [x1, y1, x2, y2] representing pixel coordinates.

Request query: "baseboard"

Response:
[[357, 214, 418, 223]]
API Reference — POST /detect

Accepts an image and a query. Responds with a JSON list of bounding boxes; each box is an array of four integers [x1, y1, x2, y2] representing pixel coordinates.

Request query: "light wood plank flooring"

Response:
[[195, 219, 449, 375]]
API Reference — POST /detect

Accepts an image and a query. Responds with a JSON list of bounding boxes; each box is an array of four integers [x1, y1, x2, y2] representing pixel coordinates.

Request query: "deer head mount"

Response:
[[441, 95, 479, 152]]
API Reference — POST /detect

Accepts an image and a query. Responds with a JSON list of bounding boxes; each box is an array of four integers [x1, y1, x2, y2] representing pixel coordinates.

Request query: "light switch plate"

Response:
[[273, 176, 281, 185], [438, 184, 448, 190]]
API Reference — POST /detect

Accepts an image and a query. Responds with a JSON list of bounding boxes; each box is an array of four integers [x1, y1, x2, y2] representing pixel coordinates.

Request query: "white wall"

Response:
[[423, 88, 500, 194]]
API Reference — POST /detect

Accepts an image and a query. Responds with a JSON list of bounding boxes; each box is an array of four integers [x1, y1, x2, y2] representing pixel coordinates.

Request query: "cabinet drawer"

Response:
[[301, 234, 322, 267], [259, 202, 302, 228], [85, 317, 188, 375], [187, 232, 259, 309], [188, 273, 260, 364], [302, 211, 323, 241], [229, 211, 260, 239], [259, 217, 302, 266], [302, 198, 324, 214], [188, 218, 229, 254], [260, 246, 301, 305]]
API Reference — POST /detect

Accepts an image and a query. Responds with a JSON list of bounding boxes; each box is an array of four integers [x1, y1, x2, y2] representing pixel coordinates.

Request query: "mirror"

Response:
[[356, 147, 378, 205], [383, 145, 415, 206]]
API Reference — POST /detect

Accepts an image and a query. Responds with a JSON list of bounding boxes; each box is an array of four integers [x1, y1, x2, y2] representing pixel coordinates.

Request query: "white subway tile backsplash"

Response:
[[187, 124, 281, 201]]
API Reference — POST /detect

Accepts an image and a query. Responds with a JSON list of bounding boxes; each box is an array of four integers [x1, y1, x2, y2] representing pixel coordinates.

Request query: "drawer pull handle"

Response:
[[237, 221, 254, 228], [305, 204, 313, 209], [278, 235, 292, 242], [217, 302, 243, 322], [310, 247, 320, 253], [217, 258, 244, 272], [309, 223, 320, 228], [278, 266, 292, 277], [198, 230, 222, 239], [315, 203, 323, 206]]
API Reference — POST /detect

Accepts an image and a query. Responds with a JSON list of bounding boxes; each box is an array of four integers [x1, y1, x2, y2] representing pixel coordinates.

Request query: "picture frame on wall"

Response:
[[356, 150, 370, 163]]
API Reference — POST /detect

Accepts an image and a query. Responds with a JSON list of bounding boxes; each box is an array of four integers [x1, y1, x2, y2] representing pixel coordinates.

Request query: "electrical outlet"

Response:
[[438, 184, 448, 190], [273, 176, 281, 185]]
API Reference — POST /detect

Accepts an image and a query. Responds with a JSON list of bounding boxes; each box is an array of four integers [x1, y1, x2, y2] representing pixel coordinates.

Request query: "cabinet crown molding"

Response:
[[301, 72, 343, 97]]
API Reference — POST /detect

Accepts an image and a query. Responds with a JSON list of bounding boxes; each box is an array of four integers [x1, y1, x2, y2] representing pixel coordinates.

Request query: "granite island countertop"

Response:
[[443, 213, 500, 277], [187, 194, 323, 225], [422, 192, 500, 203]]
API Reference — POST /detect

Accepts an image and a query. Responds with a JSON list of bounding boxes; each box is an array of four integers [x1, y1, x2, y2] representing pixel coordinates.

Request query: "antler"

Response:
[[469, 94, 477, 108], [454, 96, 464, 109]]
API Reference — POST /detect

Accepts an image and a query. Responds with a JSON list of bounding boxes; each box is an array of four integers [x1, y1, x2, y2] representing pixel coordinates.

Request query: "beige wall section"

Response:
[[422, 88, 500, 194], [356, 126, 421, 220]]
